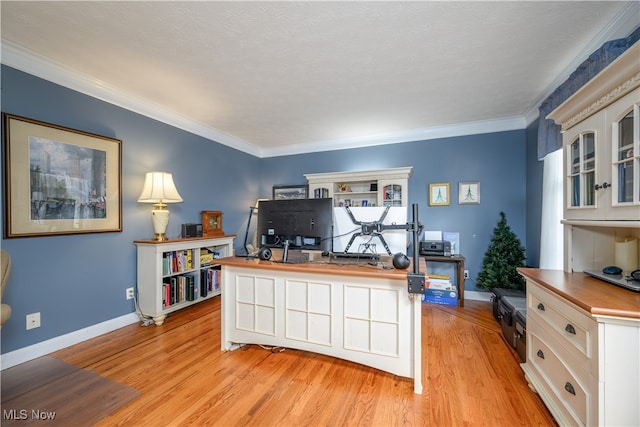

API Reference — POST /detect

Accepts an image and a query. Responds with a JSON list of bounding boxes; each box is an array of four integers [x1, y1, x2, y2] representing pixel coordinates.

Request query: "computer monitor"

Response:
[[257, 198, 333, 252]]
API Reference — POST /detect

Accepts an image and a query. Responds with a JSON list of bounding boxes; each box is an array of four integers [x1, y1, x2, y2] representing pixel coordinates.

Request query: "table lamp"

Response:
[[138, 171, 183, 241]]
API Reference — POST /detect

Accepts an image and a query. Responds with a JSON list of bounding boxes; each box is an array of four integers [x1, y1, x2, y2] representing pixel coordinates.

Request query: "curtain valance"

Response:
[[537, 30, 639, 160]]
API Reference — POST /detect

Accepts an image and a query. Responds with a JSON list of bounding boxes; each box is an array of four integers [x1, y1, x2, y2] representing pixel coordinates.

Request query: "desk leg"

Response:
[[412, 295, 423, 394], [457, 261, 465, 307]]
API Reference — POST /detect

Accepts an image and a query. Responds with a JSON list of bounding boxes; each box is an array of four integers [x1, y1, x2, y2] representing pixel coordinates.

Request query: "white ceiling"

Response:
[[1, 1, 637, 158]]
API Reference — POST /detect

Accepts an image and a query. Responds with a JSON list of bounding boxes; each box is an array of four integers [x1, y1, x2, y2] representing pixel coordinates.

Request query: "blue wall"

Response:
[[1, 65, 539, 355], [261, 131, 529, 288], [1, 66, 261, 353]]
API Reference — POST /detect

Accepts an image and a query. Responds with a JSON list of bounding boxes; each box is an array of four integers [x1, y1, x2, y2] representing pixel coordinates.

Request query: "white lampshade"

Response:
[[138, 172, 183, 241], [137, 172, 183, 205]]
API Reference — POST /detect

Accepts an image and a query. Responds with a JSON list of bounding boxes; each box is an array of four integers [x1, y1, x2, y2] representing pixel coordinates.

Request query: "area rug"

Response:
[[1, 356, 139, 426]]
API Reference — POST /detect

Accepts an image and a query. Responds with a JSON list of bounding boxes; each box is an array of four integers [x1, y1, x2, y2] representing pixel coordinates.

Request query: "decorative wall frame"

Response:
[[3, 114, 122, 238], [272, 184, 308, 200], [459, 182, 481, 204], [429, 182, 450, 206]]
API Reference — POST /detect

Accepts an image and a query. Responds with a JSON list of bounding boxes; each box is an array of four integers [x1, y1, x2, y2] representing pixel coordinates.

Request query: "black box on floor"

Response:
[[491, 288, 526, 322], [515, 310, 527, 362], [499, 296, 527, 349]]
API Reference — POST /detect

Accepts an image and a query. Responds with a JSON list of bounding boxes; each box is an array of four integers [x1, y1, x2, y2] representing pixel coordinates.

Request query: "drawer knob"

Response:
[[565, 324, 576, 335], [537, 303, 545, 311], [536, 349, 545, 359], [564, 382, 576, 396]]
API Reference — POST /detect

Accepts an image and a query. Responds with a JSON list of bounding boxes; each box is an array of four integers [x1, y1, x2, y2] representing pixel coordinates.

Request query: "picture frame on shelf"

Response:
[[459, 182, 480, 204], [201, 210, 224, 237], [429, 182, 450, 206], [2, 113, 122, 238], [272, 184, 308, 200]]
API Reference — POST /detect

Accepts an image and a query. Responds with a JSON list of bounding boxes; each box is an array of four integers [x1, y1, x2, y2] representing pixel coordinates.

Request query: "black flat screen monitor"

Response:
[[257, 198, 333, 252]]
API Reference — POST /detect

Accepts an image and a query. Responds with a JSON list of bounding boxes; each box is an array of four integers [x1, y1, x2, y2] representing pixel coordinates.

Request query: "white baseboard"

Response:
[[0, 313, 139, 370], [464, 290, 492, 302]]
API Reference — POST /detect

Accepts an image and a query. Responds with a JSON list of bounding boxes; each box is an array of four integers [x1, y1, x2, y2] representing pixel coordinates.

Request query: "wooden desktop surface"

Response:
[[518, 267, 640, 319], [217, 255, 424, 282]]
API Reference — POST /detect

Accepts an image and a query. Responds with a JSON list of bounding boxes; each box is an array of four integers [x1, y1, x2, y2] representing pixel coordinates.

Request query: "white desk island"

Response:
[[217, 256, 423, 394]]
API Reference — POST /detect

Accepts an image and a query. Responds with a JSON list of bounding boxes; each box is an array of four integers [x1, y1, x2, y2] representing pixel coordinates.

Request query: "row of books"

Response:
[[425, 274, 455, 291], [202, 267, 221, 293], [162, 247, 223, 276], [162, 249, 195, 275], [161, 267, 221, 307], [423, 274, 458, 306]]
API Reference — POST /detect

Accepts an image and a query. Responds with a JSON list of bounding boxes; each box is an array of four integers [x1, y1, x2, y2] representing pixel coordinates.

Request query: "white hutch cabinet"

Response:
[[520, 43, 640, 427], [304, 167, 412, 208], [548, 43, 640, 273]]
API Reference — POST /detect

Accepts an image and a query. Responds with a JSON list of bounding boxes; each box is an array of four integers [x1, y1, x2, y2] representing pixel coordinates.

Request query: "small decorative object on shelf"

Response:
[[201, 211, 224, 237]]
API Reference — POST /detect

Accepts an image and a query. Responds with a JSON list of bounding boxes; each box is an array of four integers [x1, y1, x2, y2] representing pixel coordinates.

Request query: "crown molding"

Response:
[[260, 116, 526, 158], [1, 39, 259, 156], [1, 38, 528, 158]]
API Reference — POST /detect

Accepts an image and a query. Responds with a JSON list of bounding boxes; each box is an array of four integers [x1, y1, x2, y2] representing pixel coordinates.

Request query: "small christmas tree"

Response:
[[477, 211, 526, 291]]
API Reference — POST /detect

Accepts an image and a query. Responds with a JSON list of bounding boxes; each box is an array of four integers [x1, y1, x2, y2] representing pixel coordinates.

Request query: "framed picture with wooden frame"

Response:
[[429, 182, 450, 206], [3, 113, 122, 238], [201, 210, 224, 237]]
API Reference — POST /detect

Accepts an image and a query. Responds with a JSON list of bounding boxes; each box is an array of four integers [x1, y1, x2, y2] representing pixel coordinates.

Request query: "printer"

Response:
[[419, 240, 452, 257]]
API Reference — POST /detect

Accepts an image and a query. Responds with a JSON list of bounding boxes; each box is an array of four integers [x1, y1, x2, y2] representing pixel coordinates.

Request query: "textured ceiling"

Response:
[[1, 1, 637, 157]]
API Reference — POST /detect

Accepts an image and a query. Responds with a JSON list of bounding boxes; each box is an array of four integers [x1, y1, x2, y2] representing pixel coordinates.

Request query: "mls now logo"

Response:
[[3, 409, 56, 420]]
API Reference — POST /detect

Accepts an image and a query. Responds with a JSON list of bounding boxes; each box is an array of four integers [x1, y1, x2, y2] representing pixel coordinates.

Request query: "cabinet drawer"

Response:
[[529, 329, 591, 426], [528, 283, 596, 363]]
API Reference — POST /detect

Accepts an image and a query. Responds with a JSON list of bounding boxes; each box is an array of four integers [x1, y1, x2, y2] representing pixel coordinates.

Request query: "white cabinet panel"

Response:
[[221, 265, 421, 393]]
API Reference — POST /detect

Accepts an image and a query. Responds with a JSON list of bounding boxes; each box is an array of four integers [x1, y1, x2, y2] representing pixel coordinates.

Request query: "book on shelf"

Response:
[[186, 274, 195, 301], [176, 252, 184, 273], [162, 257, 170, 276], [186, 250, 193, 270], [200, 249, 214, 266], [426, 274, 454, 291]]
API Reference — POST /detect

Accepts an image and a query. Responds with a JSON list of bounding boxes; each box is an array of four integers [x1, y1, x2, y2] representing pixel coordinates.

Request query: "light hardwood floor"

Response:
[[46, 297, 555, 426]]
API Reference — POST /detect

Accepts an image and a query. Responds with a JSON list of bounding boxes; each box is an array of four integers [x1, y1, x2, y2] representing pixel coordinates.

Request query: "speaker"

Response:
[[181, 223, 202, 238], [258, 246, 272, 261], [392, 252, 410, 269]]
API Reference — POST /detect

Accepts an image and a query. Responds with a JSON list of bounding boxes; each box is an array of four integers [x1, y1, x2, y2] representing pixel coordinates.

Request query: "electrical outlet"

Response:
[[464, 270, 469, 279], [126, 287, 134, 300], [26, 312, 41, 330]]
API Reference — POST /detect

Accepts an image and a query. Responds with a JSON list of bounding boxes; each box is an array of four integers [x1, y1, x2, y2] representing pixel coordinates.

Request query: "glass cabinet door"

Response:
[[383, 184, 402, 207], [568, 132, 596, 208], [613, 106, 637, 205]]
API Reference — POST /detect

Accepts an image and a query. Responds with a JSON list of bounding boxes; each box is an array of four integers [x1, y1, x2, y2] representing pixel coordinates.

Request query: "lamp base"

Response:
[[151, 204, 170, 241], [153, 232, 169, 241]]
